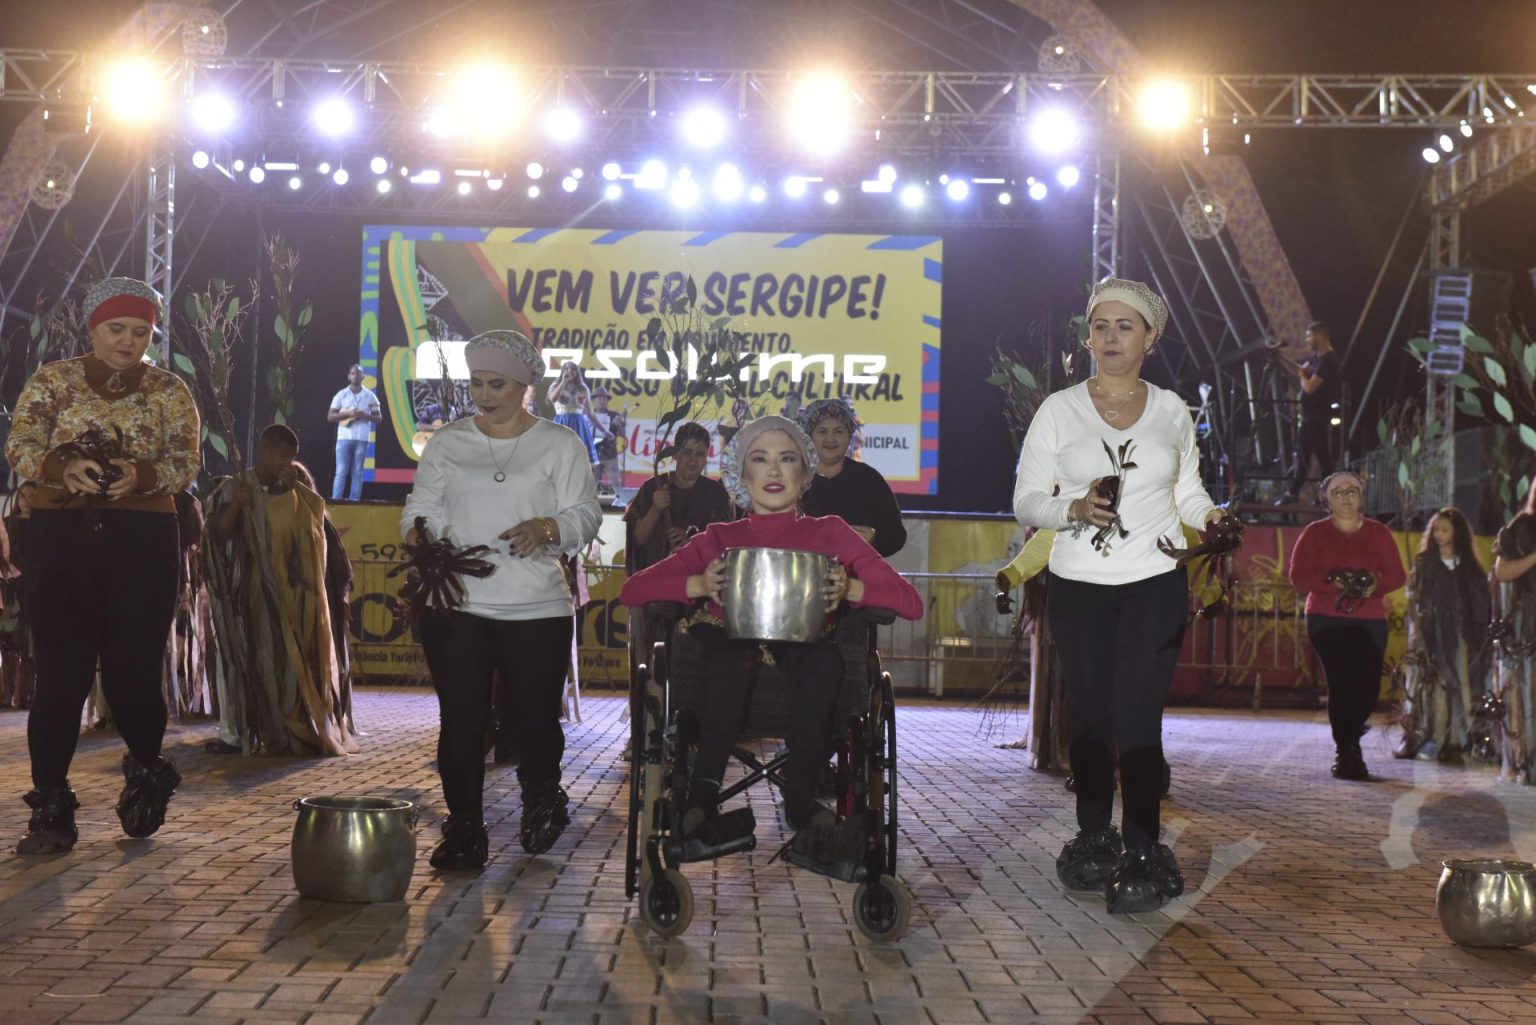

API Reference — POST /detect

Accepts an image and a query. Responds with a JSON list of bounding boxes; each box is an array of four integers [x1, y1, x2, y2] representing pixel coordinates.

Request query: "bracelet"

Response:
[[540, 518, 555, 544]]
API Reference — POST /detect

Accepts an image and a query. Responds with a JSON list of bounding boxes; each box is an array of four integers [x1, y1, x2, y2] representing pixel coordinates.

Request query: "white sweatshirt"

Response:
[[401, 417, 602, 620], [1012, 381, 1216, 585]]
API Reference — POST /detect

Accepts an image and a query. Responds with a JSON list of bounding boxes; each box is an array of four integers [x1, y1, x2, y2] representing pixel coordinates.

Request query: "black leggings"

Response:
[[25, 508, 180, 789], [1047, 567, 1188, 850], [686, 624, 844, 829], [421, 611, 572, 820], [1305, 614, 1387, 750], [1293, 412, 1335, 492]]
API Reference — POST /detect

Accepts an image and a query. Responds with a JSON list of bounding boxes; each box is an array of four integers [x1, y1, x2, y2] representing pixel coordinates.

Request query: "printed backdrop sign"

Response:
[[358, 226, 941, 493]]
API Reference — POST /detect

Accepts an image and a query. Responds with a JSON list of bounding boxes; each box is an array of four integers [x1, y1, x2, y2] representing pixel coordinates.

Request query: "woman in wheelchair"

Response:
[[620, 415, 922, 879]]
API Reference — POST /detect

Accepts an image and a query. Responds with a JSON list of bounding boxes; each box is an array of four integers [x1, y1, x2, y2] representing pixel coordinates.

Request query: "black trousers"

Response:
[[1047, 567, 1188, 850], [422, 611, 572, 820], [687, 624, 844, 829], [1306, 614, 1388, 750], [25, 508, 180, 789], [1292, 411, 1335, 492]]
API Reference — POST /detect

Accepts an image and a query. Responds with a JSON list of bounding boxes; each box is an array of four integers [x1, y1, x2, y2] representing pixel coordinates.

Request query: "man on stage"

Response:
[[328, 364, 381, 501], [1283, 321, 1340, 503], [205, 425, 357, 756]]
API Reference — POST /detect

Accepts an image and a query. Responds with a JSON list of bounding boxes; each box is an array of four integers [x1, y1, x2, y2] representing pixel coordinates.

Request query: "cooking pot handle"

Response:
[[291, 798, 303, 811]]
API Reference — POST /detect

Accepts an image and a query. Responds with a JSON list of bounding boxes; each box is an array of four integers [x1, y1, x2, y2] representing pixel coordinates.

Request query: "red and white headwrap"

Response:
[[84, 277, 162, 330]]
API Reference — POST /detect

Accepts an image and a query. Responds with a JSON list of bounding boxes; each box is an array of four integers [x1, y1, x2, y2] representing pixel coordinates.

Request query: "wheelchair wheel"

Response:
[[852, 874, 910, 942], [866, 671, 899, 877], [639, 868, 693, 939], [625, 651, 669, 900]]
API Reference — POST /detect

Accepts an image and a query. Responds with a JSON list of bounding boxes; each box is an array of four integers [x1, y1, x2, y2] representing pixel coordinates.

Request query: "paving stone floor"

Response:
[[0, 690, 1534, 1025]]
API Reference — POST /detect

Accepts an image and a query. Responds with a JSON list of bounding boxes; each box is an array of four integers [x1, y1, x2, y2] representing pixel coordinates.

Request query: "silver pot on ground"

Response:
[[1436, 858, 1536, 948], [291, 796, 418, 903], [723, 547, 829, 642]]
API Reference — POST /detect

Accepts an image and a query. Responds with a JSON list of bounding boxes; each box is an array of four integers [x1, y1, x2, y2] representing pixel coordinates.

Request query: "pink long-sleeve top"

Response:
[[1287, 516, 1407, 620], [619, 508, 925, 622]]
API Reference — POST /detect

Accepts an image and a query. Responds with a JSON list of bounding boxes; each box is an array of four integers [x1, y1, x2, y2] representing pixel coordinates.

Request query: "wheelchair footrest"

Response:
[[675, 807, 757, 863], [782, 811, 872, 884]]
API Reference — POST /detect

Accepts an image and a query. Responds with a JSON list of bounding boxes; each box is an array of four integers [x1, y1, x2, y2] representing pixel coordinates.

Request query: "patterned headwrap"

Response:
[[719, 414, 818, 509], [84, 277, 162, 330], [797, 397, 859, 438], [1086, 277, 1169, 336], [464, 329, 545, 385]]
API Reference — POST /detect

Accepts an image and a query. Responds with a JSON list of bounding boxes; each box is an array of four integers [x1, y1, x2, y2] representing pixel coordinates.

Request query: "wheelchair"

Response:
[[624, 602, 911, 942]]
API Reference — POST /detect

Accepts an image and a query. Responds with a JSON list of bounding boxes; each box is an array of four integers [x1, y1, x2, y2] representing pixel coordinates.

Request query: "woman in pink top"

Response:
[[620, 415, 921, 878], [1288, 470, 1407, 781]]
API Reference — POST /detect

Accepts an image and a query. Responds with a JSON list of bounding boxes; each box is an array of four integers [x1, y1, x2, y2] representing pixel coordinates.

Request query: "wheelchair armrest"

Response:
[[643, 600, 693, 619], [846, 607, 896, 627]]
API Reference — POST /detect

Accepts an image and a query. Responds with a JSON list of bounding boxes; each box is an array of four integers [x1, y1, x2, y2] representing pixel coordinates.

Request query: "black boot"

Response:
[[676, 805, 756, 863], [1105, 844, 1185, 914], [1332, 744, 1369, 781], [116, 754, 180, 839], [519, 780, 570, 854], [1055, 825, 1123, 890], [17, 785, 80, 855], [430, 816, 489, 870]]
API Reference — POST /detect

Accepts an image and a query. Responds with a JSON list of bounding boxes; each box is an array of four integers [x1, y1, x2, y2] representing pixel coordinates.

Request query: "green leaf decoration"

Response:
[[172, 352, 195, 375], [1397, 462, 1410, 487], [1493, 392, 1515, 422], [273, 409, 286, 426], [200, 423, 209, 442], [298, 303, 313, 328], [685, 276, 698, 310], [184, 294, 200, 321], [1486, 360, 1508, 387], [208, 433, 228, 458], [1406, 335, 1433, 353], [1376, 420, 1389, 446], [1410, 435, 1421, 456], [1010, 364, 1038, 389], [984, 371, 1006, 386], [227, 296, 240, 319], [1457, 395, 1483, 418], [1453, 373, 1478, 390], [1459, 325, 1494, 353], [1524, 342, 1536, 384], [1519, 424, 1536, 452], [274, 313, 289, 341]]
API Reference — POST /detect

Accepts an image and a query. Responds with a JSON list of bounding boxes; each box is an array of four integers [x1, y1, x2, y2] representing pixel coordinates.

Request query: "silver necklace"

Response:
[[484, 417, 528, 482]]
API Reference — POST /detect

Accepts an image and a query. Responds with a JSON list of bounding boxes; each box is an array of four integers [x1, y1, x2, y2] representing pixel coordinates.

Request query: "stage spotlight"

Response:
[[899, 184, 925, 208], [604, 183, 622, 201], [945, 178, 970, 201], [784, 176, 808, 198], [191, 150, 211, 169], [748, 184, 767, 203], [601, 161, 622, 181], [526, 161, 545, 180], [636, 159, 668, 190], [713, 163, 744, 201], [1421, 147, 1441, 164], [99, 57, 168, 125], [410, 169, 442, 185], [452, 63, 519, 137], [288, 176, 302, 191], [571, 167, 585, 179], [232, 158, 246, 173], [1438, 133, 1454, 153], [785, 71, 854, 153], [333, 168, 349, 185], [544, 107, 583, 143], [249, 166, 266, 183], [1029, 107, 1080, 153], [190, 93, 236, 133], [486, 178, 504, 191], [1459, 119, 1473, 138], [681, 106, 727, 148], [1056, 165, 1081, 188], [823, 188, 840, 205], [318, 162, 332, 175], [369, 156, 389, 175], [998, 191, 1013, 205], [528, 184, 541, 198], [1137, 78, 1192, 132], [879, 164, 897, 184], [561, 175, 579, 193], [1028, 181, 1048, 200], [377, 178, 392, 194], [312, 98, 355, 136], [457, 181, 472, 196], [671, 179, 701, 208]]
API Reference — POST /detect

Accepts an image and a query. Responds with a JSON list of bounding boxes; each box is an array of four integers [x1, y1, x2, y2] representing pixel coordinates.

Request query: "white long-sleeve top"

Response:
[[401, 417, 602, 620], [1012, 381, 1217, 585]]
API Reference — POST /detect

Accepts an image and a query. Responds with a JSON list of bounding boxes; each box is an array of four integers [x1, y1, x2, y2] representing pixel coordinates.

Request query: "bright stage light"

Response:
[[457, 181, 472, 196], [1028, 181, 1048, 200], [899, 184, 925, 209], [571, 167, 585, 179], [945, 178, 970, 201], [376, 178, 392, 194], [190, 93, 236, 133], [785, 71, 854, 153], [1056, 165, 1081, 188], [823, 188, 840, 205], [191, 150, 211, 169], [232, 158, 246, 172], [249, 166, 265, 183], [318, 161, 333, 175], [1438, 133, 1454, 153], [784, 176, 808, 198], [544, 108, 583, 143], [486, 178, 504, 191], [636, 160, 668, 190], [1459, 119, 1473, 138], [560, 175, 577, 193], [312, 98, 355, 137], [748, 184, 767, 203], [264, 161, 298, 171], [526, 161, 545, 180], [601, 161, 622, 181], [671, 179, 701, 208], [998, 191, 1013, 205], [1137, 79, 1192, 133], [878, 164, 897, 184], [410, 169, 442, 185], [287, 176, 302, 191], [681, 106, 727, 148], [1028, 107, 1080, 153], [528, 184, 541, 198], [430, 63, 520, 138], [604, 183, 622, 201], [713, 164, 744, 201], [333, 168, 349, 185], [1421, 147, 1441, 164], [370, 156, 389, 175], [99, 58, 167, 125]]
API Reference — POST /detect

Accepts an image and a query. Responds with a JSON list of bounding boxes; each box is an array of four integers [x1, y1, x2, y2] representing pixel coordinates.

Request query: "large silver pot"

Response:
[[723, 547, 829, 642], [1436, 858, 1536, 947], [291, 796, 418, 903]]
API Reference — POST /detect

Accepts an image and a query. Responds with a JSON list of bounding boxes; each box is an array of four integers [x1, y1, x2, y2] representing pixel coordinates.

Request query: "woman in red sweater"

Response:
[[620, 415, 922, 877], [1288, 470, 1407, 780]]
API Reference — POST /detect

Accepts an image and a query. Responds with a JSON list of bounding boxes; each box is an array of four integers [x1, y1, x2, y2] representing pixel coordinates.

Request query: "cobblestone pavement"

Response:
[[1, 691, 1534, 1025]]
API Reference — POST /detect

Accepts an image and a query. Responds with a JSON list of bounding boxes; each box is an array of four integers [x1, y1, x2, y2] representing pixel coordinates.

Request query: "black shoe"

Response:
[[17, 785, 80, 855], [1105, 844, 1184, 914], [1056, 825, 1123, 890], [116, 755, 180, 839], [430, 816, 489, 870], [677, 806, 756, 863], [785, 809, 867, 882], [519, 781, 570, 854], [1332, 747, 1369, 781]]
